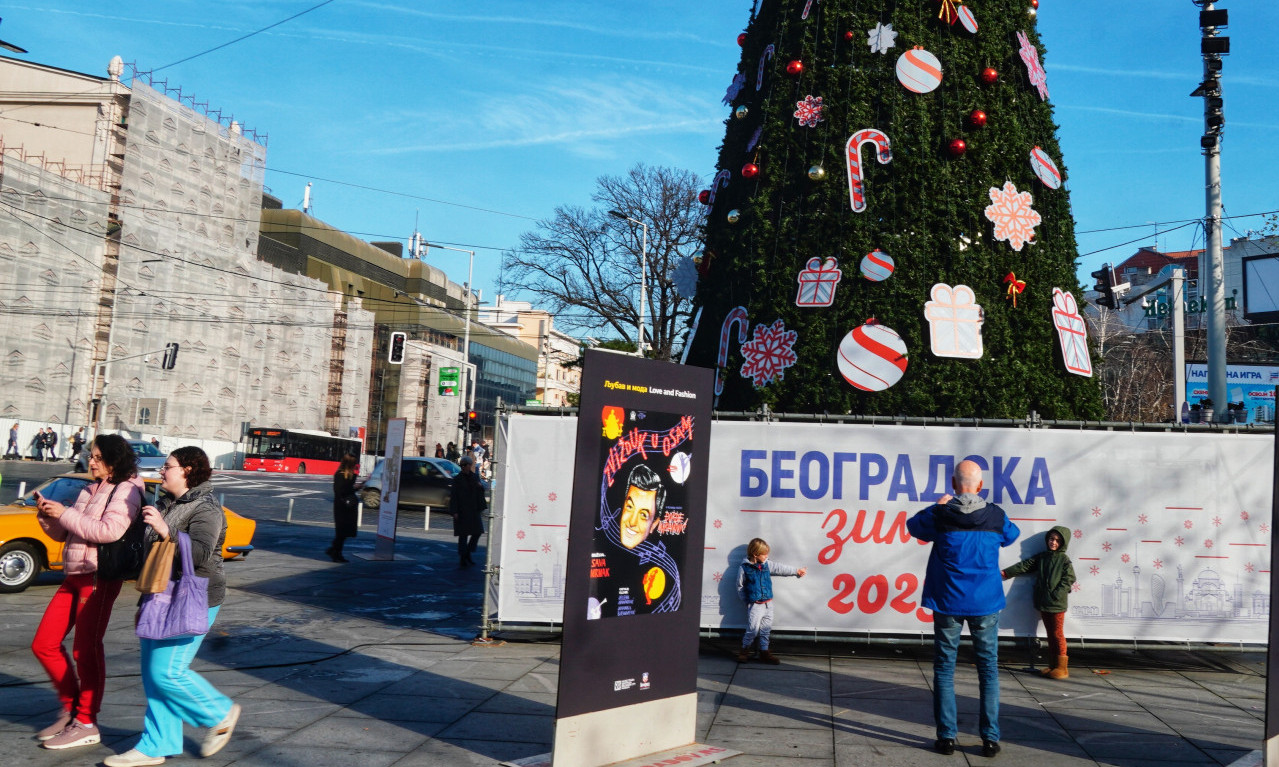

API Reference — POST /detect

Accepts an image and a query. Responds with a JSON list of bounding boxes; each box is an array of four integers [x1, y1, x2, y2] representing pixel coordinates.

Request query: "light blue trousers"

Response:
[[135, 606, 233, 757]]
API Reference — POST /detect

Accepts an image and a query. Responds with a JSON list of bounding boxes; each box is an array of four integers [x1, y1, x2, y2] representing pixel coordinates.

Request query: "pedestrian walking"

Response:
[[736, 537, 807, 664], [5, 422, 18, 458], [1003, 526, 1077, 679], [906, 459, 1020, 758], [327, 454, 359, 563], [69, 428, 86, 464], [445, 442, 459, 463], [32, 428, 47, 460], [45, 428, 59, 461], [434, 442, 445, 459], [105, 446, 239, 766], [31, 434, 145, 750], [450, 454, 487, 567]]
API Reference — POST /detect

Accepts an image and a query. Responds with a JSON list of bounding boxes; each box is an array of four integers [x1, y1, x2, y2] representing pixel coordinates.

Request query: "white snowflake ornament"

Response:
[[867, 22, 897, 55], [983, 181, 1041, 251], [793, 95, 825, 127], [739, 319, 798, 388], [672, 257, 699, 298], [1017, 31, 1049, 101]]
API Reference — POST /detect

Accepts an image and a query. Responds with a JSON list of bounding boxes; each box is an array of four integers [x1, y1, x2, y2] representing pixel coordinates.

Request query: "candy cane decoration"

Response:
[[701, 169, 732, 220], [802, 0, 817, 20], [716, 306, 750, 396], [846, 129, 892, 213], [756, 44, 775, 91]]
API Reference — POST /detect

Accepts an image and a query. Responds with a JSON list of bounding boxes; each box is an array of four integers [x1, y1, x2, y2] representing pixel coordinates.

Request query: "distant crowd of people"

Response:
[[5, 424, 86, 462]]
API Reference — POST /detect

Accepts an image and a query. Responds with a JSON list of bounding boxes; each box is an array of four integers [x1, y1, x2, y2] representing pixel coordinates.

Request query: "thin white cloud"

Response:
[[350, 0, 730, 47], [1058, 104, 1276, 131], [1050, 62, 1277, 89]]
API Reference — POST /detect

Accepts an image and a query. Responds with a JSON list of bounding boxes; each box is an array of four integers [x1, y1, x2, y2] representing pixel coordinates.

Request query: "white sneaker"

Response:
[[200, 702, 241, 757], [103, 748, 166, 767]]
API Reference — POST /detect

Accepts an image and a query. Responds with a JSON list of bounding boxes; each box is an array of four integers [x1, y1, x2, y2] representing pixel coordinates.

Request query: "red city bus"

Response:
[[243, 428, 362, 475]]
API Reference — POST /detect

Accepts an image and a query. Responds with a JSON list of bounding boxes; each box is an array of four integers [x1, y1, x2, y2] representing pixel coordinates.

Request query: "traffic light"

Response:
[[162, 342, 179, 370], [1091, 265, 1117, 310], [457, 411, 468, 429], [388, 331, 406, 364]]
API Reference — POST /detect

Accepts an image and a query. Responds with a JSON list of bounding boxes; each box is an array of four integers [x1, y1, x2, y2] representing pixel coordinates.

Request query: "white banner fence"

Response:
[[493, 413, 1273, 643]]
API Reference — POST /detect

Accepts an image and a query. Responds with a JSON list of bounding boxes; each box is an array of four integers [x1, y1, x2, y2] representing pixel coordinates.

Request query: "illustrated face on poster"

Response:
[[587, 408, 695, 621]]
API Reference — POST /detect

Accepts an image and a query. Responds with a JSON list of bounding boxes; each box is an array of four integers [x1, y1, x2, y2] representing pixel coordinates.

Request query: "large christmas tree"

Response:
[[685, 0, 1105, 420]]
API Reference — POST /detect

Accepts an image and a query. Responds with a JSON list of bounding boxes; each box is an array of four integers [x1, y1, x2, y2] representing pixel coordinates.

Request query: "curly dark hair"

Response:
[[93, 434, 138, 484], [170, 445, 212, 487]]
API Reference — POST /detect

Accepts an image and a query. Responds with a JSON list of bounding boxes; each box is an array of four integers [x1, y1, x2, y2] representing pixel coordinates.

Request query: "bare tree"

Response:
[[502, 164, 702, 360]]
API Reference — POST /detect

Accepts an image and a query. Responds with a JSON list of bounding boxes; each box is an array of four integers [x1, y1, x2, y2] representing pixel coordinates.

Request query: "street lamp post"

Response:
[[422, 241, 476, 445], [608, 210, 648, 356]]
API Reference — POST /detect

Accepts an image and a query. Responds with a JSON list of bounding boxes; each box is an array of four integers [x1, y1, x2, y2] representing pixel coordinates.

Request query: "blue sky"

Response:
[[3, 1, 1276, 311]]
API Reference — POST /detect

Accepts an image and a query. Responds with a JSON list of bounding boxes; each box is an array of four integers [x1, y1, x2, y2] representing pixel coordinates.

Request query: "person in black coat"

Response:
[[327, 454, 360, 563], [449, 455, 487, 567]]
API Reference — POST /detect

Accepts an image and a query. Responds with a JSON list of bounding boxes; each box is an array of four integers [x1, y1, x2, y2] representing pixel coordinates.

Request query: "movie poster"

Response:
[[556, 351, 713, 722], [587, 408, 695, 620]]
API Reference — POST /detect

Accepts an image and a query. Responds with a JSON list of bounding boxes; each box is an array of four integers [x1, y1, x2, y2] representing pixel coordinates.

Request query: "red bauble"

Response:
[[980, 67, 999, 84], [968, 109, 988, 128], [698, 190, 711, 204], [741, 163, 760, 179], [1030, 0, 1039, 7], [737, 33, 747, 46], [947, 138, 968, 157], [786, 60, 804, 75], [843, 30, 855, 41]]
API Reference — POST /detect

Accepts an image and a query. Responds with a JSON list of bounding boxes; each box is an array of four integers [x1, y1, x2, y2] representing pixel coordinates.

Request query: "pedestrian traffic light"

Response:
[[457, 411, 468, 429], [388, 331, 406, 364], [1091, 265, 1118, 310], [162, 342, 179, 370]]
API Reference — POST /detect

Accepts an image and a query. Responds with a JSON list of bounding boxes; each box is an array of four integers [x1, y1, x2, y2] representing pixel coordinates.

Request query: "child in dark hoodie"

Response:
[[1002, 526, 1076, 679]]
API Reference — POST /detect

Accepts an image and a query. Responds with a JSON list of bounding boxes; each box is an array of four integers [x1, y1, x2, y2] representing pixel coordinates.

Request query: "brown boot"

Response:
[[1047, 655, 1069, 679], [759, 650, 781, 665], [737, 648, 750, 663]]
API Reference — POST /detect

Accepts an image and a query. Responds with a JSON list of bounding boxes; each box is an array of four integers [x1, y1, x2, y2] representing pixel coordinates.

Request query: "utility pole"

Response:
[[1193, 1, 1229, 420]]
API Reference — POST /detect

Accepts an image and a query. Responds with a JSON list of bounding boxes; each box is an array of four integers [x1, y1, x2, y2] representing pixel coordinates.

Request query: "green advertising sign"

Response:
[[438, 366, 460, 397]]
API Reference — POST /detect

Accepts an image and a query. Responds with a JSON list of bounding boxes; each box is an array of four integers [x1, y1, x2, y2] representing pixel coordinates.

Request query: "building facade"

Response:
[[0, 55, 373, 441], [478, 295, 584, 407]]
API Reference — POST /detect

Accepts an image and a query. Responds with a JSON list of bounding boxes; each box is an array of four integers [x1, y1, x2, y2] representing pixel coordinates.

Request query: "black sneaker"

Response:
[[934, 738, 956, 755], [982, 740, 1001, 758]]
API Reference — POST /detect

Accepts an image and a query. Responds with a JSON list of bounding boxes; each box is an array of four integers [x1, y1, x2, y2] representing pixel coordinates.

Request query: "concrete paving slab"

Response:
[[703, 722, 835, 760]]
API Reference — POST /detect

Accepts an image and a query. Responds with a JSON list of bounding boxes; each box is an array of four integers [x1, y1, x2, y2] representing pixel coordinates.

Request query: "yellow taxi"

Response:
[[0, 473, 255, 593]]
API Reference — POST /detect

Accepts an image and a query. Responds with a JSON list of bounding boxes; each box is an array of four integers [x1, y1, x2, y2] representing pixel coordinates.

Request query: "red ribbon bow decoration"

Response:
[[937, 0, 959, 24], [1003, 272, 1027, 307]]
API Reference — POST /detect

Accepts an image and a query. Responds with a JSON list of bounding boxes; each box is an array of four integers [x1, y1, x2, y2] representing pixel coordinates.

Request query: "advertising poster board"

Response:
[[553, 351, 714, 766], [1185, 363, 1279, 423], [373, 417, 406, 560], [500, 416, 1272, 644]]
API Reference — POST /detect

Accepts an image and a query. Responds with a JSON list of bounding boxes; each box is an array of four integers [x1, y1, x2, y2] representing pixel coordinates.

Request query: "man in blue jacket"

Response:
[[907, 459, 1020, 759]]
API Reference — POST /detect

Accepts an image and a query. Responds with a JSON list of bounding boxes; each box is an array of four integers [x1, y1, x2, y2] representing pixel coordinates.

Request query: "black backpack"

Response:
[[97, 485, 147, 581]]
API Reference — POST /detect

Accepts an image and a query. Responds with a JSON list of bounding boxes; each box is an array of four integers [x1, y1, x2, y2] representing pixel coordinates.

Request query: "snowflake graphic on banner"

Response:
[[1121, 553, 1130, 563], [528, 503, 538, 515], [1246, 562, 1256, 573], [984, 181, 1041, 251], [516, 530, 526, 541], [1017, 31, 1049, 101], [723, 73, 745, 105], [713, 571, 723, 582], [1153, 559, 1163, 569], [1138, 514, 1148, 525], [739, 319, 799, 387], [1175, 536, 1185, 546], [548, 492, 557, 502], [1073, 529, 1082, 539], [793, 95, 825, 127], [867, 22, 897, 54], [1089, 565, 1099, 576], [1102, 541, 1111, 551]]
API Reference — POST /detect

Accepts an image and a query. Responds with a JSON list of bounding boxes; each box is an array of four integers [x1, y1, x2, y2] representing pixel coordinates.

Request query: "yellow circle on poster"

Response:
[[642, 567, 666, 604]]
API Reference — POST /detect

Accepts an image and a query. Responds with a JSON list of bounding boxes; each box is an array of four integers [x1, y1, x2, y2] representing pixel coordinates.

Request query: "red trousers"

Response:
[[1040, 610, 1067, 658], [31, 573, 123, 724]]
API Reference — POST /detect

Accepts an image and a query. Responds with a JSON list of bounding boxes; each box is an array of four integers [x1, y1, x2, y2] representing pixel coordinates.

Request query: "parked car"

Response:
[[358, 456, 460, 512], [0, 473, 255, 593], [73, 439, 166, 478]]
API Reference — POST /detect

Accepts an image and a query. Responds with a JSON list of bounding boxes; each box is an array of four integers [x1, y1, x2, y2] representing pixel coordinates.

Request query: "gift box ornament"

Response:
[[924, 283, 984, 359], [795, 257, 843, 307], [1051, 287, 1093, 377]]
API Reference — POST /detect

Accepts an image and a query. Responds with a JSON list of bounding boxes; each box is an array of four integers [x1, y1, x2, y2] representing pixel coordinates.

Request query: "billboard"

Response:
[[552, 352, 714, 765], [499, 416, 1272, 644], [1185, 363, 1279, 423], [1243, 252, 1279, 324]]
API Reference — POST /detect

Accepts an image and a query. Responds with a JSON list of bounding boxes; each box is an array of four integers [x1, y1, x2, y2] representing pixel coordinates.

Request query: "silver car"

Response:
[[74, 439, 166, 478]]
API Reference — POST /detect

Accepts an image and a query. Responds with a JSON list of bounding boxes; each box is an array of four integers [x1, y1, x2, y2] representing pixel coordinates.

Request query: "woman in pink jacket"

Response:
[[32, 434, 145, 750]]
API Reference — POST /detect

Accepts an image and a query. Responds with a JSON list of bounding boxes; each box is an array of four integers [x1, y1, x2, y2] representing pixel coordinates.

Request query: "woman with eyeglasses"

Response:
[[32, 434, 145, 750], [104, 446, 239, 767]]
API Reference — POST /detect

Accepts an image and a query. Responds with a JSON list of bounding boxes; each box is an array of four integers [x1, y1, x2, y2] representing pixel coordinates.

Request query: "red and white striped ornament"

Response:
[[1029, 146, 1062, 189], [957, 5, 978, 33], [896, 47, 943, 94], [859, 250, 895, 282], [846, 129, 892, 213], [837, 321, 909, 392]]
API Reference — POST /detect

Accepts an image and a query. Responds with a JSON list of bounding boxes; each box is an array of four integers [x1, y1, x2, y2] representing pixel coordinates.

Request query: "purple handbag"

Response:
[[135, 531, 209, 640]]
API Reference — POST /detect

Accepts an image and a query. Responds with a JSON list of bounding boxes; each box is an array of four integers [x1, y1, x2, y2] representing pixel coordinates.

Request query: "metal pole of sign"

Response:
[[357, 501, 364, 528], [424, 506, 430, 531], [1266, 386, 1279, 766], [286, 498, 294, 524], [17, 481, 26, 500]]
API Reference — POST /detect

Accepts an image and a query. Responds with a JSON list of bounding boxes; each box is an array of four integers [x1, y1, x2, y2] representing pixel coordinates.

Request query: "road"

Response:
[[0, 461, 455, 535]]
